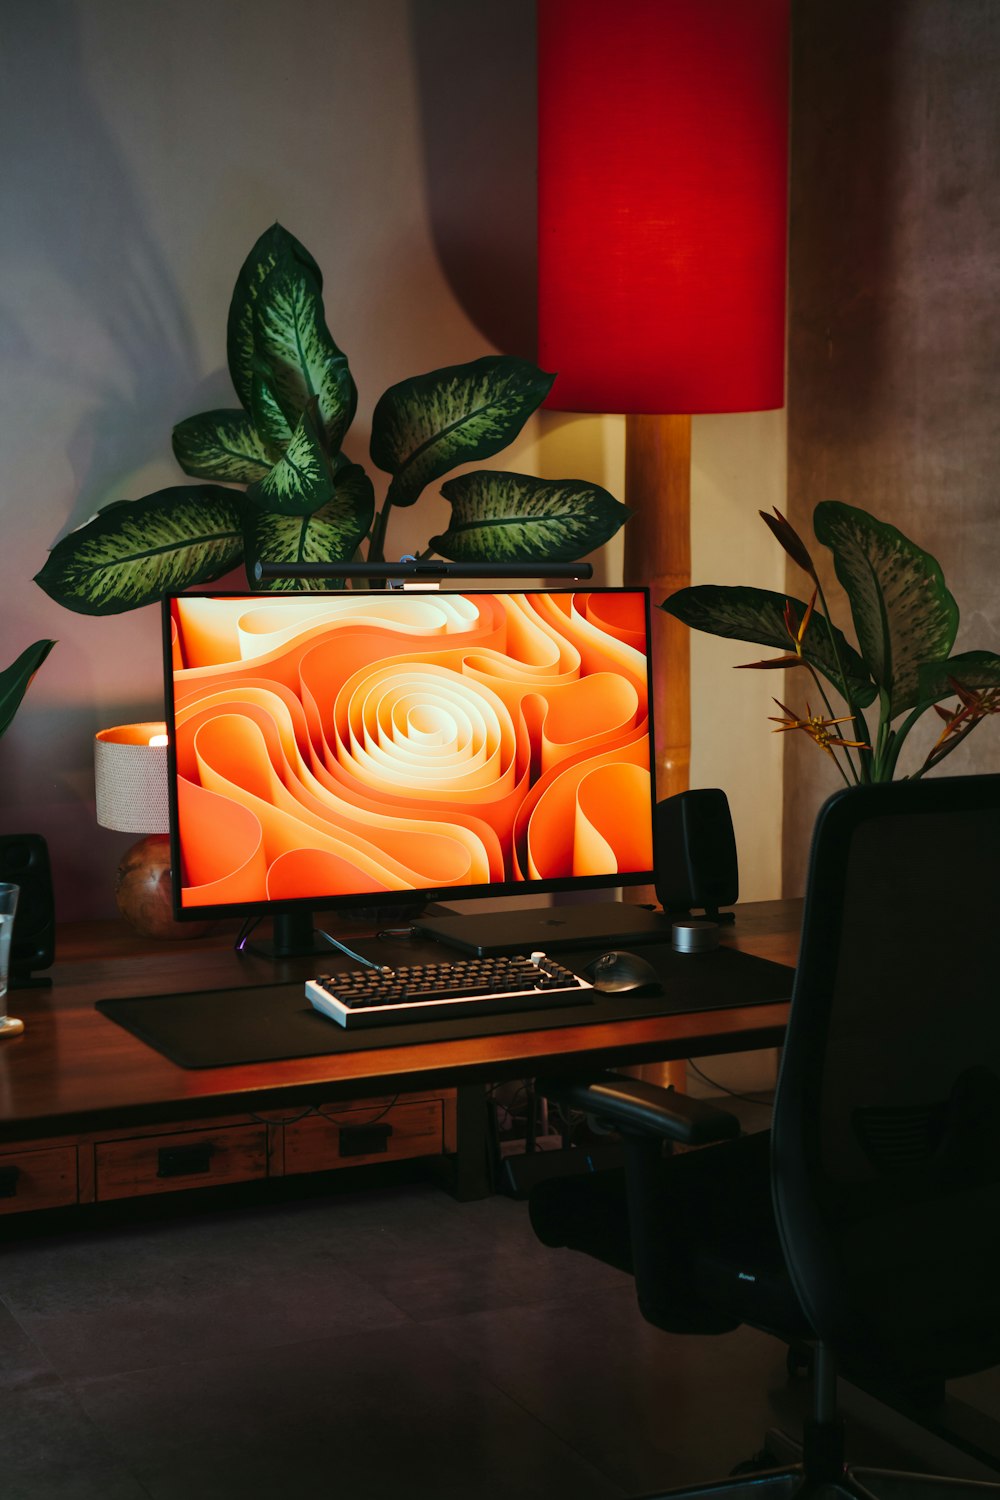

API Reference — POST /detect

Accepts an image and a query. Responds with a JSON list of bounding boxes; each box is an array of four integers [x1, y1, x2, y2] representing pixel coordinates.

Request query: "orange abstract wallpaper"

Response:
[[169, 591, 654, 910]]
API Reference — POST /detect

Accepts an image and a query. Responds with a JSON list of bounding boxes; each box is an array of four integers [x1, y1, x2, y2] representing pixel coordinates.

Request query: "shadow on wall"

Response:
[[0, 0, 201, 540], [409, 0, 538, 360], [1, 701, 148, 927], [783, 0, 905, 896], [786, 0, 904, 462]]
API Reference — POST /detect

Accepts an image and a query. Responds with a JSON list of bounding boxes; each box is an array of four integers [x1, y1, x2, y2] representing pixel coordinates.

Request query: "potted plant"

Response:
[[0, 640, 55, 739], [662, 502, 1000, 784], [34, 225, 629, 613]]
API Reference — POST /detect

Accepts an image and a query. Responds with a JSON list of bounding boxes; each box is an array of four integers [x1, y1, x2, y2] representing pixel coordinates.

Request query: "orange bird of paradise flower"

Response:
[[769, 700, 868, 757]]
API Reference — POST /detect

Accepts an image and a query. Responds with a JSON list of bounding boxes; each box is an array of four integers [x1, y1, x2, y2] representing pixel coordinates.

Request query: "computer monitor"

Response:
[[163, 587, 655, 956]]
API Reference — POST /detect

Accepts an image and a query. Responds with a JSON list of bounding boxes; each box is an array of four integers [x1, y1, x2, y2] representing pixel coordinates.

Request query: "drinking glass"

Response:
[[0, 883, 24, 1038]]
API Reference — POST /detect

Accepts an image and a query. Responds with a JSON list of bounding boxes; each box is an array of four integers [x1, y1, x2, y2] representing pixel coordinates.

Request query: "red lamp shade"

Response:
[[538, 0, 790, 414]]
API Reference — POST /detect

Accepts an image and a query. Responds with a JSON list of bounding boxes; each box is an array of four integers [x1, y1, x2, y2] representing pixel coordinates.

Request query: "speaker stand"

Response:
[[665, 905, 736, 926]]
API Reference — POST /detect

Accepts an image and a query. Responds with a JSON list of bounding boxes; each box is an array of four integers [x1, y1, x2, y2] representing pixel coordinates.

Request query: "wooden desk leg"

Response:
[[438, 1084, 494, 1201], [623, 411, 690, 1096]]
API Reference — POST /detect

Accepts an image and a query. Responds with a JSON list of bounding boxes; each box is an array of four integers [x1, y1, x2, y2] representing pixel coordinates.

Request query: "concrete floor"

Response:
[[0, 1155, 996, 1499]]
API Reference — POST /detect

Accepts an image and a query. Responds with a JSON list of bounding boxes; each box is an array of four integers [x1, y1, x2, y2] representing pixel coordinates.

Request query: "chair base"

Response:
[[642, 1464, 1000, 1497]]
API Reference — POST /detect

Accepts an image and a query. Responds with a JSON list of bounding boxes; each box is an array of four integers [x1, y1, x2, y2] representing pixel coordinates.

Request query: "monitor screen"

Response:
[[164, 588, 655, 930]]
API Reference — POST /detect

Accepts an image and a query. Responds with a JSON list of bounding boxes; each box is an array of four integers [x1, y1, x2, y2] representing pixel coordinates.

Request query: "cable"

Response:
[[488, 1080, 532, 1135], [247, 1095, 400, 1129], [314, 925, 390, 972], [248, 1106, 315, 1126], [234, 915, 261, 953], [315, 1094, 400, 1127], [686, 1059, 775, 1109], [236, 918, 397, 968]]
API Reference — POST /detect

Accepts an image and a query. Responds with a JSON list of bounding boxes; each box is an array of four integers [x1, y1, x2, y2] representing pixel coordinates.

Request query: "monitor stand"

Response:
[[246, 902, 430, 962], [412, 900, 673, 958], [247, 911, 331, 961]]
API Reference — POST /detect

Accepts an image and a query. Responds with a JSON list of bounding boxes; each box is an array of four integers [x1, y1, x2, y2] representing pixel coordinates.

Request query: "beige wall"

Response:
[[1, 0, 786, 920]]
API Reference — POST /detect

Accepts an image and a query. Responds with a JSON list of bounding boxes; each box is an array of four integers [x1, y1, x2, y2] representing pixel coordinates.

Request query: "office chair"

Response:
[[529, 774, 1000, 1496]]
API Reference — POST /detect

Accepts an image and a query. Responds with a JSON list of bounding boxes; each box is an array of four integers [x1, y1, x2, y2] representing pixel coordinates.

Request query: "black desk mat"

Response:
[[95, 943, 794, 1070]]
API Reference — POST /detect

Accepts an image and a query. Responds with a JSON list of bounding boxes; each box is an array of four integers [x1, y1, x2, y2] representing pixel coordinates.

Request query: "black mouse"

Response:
[[585, 949, 661, 994]]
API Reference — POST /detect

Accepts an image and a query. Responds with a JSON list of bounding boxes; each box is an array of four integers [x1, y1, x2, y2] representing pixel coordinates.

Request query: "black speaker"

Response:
[[653, 789, 738, 921], [0, 833, 55, 984]]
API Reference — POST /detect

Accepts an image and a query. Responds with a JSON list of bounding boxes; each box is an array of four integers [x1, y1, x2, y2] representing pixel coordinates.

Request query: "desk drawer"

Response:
[[0, 1146, 78, 1213], [95, 1124, 268, 1201], [284, 1101, 444, 1173]]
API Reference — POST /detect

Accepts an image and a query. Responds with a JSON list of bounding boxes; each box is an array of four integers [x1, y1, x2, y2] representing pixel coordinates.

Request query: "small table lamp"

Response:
[[94, 722, 202, 938], [537, 0, 790, 800]]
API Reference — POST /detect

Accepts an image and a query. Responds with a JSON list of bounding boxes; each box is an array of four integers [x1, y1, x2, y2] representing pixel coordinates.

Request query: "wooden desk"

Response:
[[0, 901, 799, 1214]]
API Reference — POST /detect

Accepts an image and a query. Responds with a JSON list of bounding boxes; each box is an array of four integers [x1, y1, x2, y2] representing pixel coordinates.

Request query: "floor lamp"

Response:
[[538, 0, 789, 1090], [537, 0, 790, 804]]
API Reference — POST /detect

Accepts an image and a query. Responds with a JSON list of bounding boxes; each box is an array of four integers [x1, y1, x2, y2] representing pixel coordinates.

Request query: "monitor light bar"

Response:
[[252, 560, 594, 583]]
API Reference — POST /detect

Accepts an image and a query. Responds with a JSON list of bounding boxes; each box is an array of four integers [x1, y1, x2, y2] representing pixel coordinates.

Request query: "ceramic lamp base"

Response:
[[114, 834, 210, 941], [0, 1015, 25, 1038]]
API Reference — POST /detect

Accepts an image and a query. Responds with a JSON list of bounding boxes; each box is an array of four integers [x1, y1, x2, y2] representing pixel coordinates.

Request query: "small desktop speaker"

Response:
[[0, 833, 55, 982], [653, 789, 738, 920]]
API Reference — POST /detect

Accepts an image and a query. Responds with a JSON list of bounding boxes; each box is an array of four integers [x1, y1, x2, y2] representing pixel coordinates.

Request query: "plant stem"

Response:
[[368, 500, 393, 564], [911, 714, 984, 779], [872, 697, 894, 781], [812, 576, 873, 781], [880, 704, 924, 781], [804, 662, 861, 784], [825, 747, 854, 789]]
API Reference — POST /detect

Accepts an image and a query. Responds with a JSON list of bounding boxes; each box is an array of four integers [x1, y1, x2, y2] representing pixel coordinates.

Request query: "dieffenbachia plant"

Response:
[[35, 225, 629, 613], [0, 640, 55, 737], [662, 502, 1000, 784]]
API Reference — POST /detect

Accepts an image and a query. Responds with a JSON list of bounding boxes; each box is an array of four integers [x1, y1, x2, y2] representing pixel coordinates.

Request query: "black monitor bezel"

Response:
[[162, 586, 656, 926]]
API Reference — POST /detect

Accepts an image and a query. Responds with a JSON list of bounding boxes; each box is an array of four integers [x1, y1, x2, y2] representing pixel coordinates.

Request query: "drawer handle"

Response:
[[339, 1123, 393, 1158], [157, 1142, 215, 1178], [0, 1165, 21, 1198]]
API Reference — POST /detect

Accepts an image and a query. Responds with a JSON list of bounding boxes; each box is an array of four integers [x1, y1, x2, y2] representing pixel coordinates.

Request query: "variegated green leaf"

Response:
[[917, 650, 1000, 704], [0, 639, 55, 736], [34, 487, 244, 615], [814, 501, 958, 718], [249, 365, 293, 452], [432, 470, 630, 563], [662, 585, 877, 708], [371, 356, 554, 508], [244, 463, 375, 590], [171, 408, 274, 484], [226, 223, 323, 414], [245, 399, 336, 516], [252, 264, 356, 450]]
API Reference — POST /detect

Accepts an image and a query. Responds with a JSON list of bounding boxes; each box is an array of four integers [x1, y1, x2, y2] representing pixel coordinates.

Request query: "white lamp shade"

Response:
[[94, 723, 170, 835]]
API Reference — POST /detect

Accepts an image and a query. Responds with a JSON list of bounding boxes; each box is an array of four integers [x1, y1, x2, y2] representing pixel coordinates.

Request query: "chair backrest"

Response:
[[772, 773, 1000, 1387]]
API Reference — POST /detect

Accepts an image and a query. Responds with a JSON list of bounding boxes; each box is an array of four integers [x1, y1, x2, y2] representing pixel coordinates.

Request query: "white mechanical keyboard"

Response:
[[305, 951, 594, 1029]]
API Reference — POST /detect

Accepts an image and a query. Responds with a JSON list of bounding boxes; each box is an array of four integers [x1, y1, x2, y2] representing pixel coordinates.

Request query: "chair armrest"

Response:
[[538, 1073, 742, 1148]]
